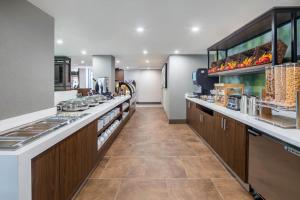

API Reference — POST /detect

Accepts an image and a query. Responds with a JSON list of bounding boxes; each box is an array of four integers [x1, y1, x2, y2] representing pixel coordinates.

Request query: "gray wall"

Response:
[[162, 55, 207, 120], [92, 55, 115, 92], [0, 0, 54, 120]]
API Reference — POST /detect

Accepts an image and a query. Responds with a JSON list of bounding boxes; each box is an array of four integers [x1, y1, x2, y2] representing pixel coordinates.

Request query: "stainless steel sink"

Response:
[[0, 113, 89, 150]]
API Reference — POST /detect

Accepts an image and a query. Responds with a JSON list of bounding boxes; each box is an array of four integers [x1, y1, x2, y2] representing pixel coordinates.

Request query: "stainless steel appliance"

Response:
[[226, 95, 241, 111], [248, 127, 300, 200], [193, 69, 218, 95], [248, 96, 258, 116], [240, 95, 248, 114]]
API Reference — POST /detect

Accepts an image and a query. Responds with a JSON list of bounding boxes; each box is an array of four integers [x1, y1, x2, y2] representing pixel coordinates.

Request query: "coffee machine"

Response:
[[193, 68, 218, 96]]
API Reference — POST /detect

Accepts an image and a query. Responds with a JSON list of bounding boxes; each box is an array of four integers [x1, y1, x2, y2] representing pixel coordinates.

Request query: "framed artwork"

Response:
[[161, 63, 167, 88]]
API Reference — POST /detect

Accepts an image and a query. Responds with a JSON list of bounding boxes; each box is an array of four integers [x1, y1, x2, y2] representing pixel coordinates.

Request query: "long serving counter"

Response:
[[0, 95, 132, 200], [186, 96, 300, 148]]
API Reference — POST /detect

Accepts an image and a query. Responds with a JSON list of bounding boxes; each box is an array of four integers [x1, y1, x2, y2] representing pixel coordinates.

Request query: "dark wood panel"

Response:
[[232, 121, 248, 182], [59, 121, 97, 200], [32, 145, 60, 200]]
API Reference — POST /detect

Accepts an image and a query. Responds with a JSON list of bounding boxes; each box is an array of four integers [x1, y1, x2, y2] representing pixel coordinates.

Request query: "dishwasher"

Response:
[[248, 127, 300, 200]]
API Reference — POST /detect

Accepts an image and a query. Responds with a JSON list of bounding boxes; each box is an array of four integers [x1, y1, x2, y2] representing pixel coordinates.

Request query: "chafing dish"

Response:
[[0, 113, 89, 150], [62, 100, 89, 112]]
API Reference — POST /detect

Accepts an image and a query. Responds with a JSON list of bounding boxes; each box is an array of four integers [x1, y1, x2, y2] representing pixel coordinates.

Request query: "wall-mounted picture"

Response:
[[161, 63, 167, 88]]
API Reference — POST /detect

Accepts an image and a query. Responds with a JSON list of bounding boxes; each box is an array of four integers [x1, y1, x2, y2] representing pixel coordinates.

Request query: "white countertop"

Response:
[[186, 96, 300, 148], [0, 95, 130, 156]]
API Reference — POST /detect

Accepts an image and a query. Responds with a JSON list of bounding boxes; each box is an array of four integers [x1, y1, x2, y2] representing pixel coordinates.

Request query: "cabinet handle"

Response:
[[284, 145, 300, 157], [223, 119, 226, 130], [199, 114, 202, 122], [248, 129, 261, 136], [221, 118, 223, 129]]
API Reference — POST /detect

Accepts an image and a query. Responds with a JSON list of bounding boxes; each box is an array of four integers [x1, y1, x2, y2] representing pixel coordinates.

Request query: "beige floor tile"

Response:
[[167, 179, 223, 200], [76, 107, 249, 200], [116, 179, 171, 200], [75, 179, 121, 200], [144, 157, 187, 178], [100, 157, 145, 178], [212, 178, 252, 200], [90, 157, 110, 178], [181, 156, 231, 178]]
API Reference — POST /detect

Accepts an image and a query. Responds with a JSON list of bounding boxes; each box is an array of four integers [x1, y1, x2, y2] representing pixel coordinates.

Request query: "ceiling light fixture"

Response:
[[136, 26, 145, 33], [145, 60, 150, 64], [191, 26, 200, 33], [174, 50, 180, 54], [81, 60, 85, 64], [126, 66, 129, 69], [81, 50, 87, 55], [116, 60, 120, 64], [56, 39, 64, 45], [143, 50, 148, 55]]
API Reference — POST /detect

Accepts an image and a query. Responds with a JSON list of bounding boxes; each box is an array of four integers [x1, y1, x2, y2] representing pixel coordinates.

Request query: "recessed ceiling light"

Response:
[[136, 26, 144, 33], [145, 60, 150, 64], [81, 50, 87, 55], [81, 60, 85, 64], [191, 26, 200, 33], [143, 50, 148, 55], [126, 66, 129, 69], [174, 50, 180, 54], [56, 39, 64, 45], [116, 60, 120, 64]]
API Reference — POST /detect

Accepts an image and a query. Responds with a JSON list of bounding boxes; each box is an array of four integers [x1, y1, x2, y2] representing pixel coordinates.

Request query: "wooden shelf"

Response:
[[97, 112, 122, 136], [208, 63, 269, 77]]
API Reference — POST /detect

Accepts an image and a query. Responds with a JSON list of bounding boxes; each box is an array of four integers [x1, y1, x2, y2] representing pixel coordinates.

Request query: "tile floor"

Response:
[[76, 107, 252, 200]]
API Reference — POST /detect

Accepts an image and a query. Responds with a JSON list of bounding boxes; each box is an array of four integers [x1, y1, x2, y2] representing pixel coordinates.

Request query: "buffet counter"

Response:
[[186, 96, 300, 148], [0, 95, 131, 200]]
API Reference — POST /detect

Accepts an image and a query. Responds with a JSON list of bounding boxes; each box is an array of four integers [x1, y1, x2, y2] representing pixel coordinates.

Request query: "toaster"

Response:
[[226, 95, 241, 111]]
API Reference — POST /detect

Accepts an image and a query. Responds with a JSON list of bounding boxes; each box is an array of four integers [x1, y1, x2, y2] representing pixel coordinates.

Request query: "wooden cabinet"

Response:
[[186, 100, 248, 182], [32, 121, 98, 200], [214, 112, 248, 182], [186, 100, 199, 132], [59, 121, 97, 200], [32, 145, 60, 200]]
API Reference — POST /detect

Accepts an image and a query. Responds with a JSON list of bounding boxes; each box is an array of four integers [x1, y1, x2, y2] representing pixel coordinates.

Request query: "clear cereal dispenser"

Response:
[[274, 64, 286, 104], [285, 63, 300, 107]]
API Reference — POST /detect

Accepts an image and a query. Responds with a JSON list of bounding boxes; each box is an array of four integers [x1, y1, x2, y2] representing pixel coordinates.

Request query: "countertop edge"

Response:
[[186, 96, 300, 148], [0, 95, 131, 157]]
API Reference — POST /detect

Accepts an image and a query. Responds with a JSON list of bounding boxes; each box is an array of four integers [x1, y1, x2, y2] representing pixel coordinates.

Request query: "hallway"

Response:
[[76, 107, 252, 200]]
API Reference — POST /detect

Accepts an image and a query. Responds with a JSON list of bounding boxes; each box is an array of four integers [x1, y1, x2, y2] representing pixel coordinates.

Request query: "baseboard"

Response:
[[168, 119, 187, 124], [136, 102, 161, 104]]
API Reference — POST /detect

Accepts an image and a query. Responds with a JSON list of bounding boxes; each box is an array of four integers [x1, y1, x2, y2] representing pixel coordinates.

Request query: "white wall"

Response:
[[163, 55, 207, 120], [79, 68, 88, 88], [54, 90, 78, 105], [125, 69, 162, 103]]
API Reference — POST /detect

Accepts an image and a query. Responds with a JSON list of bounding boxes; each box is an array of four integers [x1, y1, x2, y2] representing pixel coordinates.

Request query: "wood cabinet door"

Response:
[[32, 145, 60, 200], [222, 116, 236, 167], [202, 112, 214, 146], [59, 121, 97, 200], [232, 121, 248, 182], [213, 113, 224, 157]]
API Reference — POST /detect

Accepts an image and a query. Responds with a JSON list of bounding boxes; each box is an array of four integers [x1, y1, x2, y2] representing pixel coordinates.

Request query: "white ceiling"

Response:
[[28, 0, 299, 69]]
